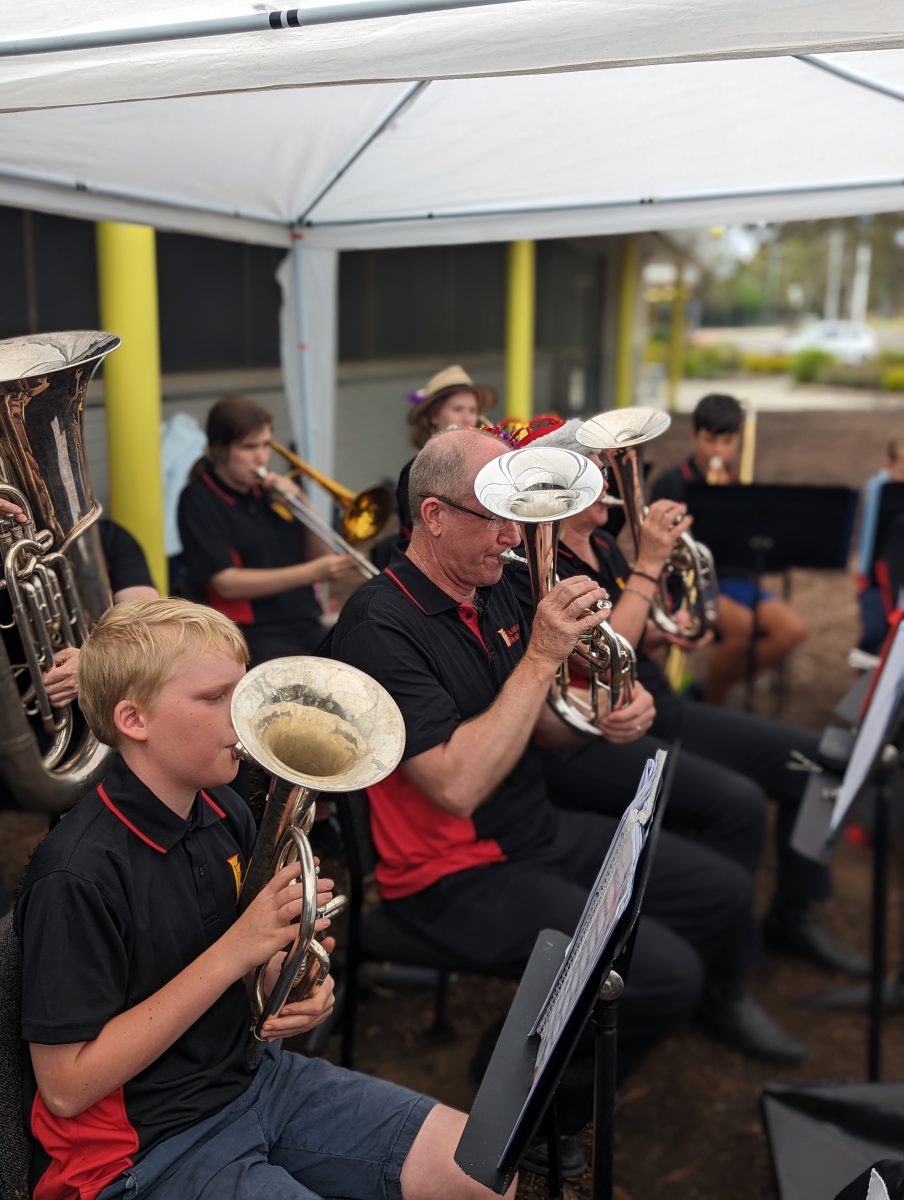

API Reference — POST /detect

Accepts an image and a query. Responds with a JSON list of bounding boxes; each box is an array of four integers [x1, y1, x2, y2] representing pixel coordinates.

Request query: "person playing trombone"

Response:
[[178, 395, 359, 666]]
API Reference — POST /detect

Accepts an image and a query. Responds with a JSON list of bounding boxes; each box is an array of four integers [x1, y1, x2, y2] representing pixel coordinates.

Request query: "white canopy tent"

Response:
[[2, 0, 904, 479]]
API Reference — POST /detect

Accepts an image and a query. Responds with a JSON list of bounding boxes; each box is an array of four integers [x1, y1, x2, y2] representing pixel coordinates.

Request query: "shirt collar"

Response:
[[385, 551, 493, 617], [201, 467, 263, 505], [684, 456, 705, 481], [98, 756, 226, 854]]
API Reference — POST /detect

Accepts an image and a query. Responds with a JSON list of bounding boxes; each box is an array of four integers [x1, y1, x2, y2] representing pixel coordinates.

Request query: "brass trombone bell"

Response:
[[269, 439, 392, 544]]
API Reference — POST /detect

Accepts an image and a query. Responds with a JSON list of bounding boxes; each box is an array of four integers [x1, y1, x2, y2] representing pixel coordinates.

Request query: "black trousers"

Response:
[[387, 808, 752, 1101], [541, 699, 830, 914]]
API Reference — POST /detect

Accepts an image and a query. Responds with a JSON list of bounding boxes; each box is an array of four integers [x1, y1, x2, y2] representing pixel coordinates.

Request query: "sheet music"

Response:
[[830, 622, 904, 834], [530, 749, 666, 1074]]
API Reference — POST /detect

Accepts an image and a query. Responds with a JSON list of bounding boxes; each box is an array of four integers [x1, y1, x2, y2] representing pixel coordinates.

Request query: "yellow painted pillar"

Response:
[[505, 240, 535, 422], [96, 222, 167, 592], [615, 235, 639, 408], [667, 274, 686, 413]]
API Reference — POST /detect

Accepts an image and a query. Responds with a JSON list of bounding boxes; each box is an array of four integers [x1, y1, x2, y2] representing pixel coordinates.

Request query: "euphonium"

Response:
[[0, 331, 118, 812], [230, 655, 404, 1044], [576, 407, 719, 641], [475, 445, 636, 736]]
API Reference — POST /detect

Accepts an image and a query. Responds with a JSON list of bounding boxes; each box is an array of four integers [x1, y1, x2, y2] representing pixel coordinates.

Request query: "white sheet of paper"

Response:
[[830, 623, 904, 834]]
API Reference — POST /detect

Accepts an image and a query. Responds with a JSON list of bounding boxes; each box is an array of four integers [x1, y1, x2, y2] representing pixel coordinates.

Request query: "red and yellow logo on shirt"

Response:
[[497, 623, 521, 647]]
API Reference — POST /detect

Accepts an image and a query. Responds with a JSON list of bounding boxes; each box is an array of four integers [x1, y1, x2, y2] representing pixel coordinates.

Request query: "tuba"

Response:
[[0, 331, 118, 812], [577, 407, 719, 642], [475, 445, 637, 737], [230, 655, 404, 1045]]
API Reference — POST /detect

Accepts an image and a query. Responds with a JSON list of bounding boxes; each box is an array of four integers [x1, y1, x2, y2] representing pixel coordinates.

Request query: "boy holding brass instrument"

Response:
[[16, 598, 510, 1200]]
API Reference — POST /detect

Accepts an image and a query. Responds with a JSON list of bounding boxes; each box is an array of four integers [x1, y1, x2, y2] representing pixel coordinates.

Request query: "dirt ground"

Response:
[[2, 403, 903, 1200]]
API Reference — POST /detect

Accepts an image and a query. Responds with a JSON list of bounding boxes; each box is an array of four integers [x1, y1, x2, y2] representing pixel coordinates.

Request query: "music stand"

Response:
[[455, 749, 674, 1199], [790, 616, 904, 1080], [684, 483, 859, 711]]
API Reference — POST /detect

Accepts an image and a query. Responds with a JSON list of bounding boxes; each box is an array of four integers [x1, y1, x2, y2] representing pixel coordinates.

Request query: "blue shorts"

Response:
[[719, 579, 776, 609], [97, 1042, 436, 1200]]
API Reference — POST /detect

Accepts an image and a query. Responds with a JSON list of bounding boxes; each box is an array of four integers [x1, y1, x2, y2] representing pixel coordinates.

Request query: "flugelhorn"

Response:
[[475, 446, 636, 735], [231, 655, 404, 1045], [577, 407, 719, 641], [0, 331, 117, 812]]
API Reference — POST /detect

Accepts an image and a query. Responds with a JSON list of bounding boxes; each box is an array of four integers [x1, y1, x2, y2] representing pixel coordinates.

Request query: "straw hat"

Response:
[[406, 364, 496, 423]]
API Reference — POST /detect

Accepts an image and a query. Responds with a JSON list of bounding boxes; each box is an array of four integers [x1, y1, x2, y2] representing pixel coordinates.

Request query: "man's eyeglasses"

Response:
[[422, 495, 514, 531]]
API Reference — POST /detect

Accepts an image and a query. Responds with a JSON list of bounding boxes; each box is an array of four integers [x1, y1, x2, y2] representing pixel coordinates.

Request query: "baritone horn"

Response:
[[475, 446, 637, 736], [0, 331, 118, 813], [231, 656, 404, 1043], [577, 407, 719, 641]]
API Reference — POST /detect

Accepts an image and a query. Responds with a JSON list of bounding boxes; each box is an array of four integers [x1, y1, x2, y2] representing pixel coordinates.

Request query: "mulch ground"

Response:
[[2, 404, 902, 1200]]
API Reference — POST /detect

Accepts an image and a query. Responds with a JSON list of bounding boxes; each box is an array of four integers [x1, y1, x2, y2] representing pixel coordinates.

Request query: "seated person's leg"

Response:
[[704, 594, 754, 704], [755, 596, 808, 663], [858, 585, 889, 655]]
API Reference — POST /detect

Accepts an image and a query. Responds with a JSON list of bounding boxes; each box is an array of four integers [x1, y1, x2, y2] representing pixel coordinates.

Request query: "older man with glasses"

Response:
[[328, 427, 800, 1177]]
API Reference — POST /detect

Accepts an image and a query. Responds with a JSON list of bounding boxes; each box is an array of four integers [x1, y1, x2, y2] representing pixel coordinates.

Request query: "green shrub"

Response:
[[789, 348, 834, 383], [683, 343, 742, 379], [881, 366, 904, 392], [739, 352, 792, 375]]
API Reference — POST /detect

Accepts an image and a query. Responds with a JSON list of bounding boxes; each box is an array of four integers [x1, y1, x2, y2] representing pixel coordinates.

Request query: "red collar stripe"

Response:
[[385, 568, 428, 613], [98, 784, 167, 855], [201, 790, 225, 817], [201, 471, 237, 506]]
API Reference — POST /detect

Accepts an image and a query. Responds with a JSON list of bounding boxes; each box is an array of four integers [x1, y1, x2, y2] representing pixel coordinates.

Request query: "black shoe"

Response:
[[521, 1135, 588, 1180], [764, 910, 870, 978], [697, 991, 807, 1064]]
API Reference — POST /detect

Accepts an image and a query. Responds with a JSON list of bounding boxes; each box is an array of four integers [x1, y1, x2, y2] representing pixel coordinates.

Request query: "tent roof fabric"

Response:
[[1, 2, 904, 248]]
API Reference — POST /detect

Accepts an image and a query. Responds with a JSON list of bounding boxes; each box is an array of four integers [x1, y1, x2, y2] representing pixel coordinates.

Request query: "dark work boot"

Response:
[[521, 1135, 588, 1180], [764, 908, 870, 978]]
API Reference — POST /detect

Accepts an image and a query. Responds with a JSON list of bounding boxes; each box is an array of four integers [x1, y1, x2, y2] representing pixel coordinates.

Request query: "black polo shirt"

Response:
[[328, 552, 555, 899], [649, 455, 701, 506], [15, 756, 257, 1200], [177, 467, 323, 660], [505, 534, 683, 740], [98, 519, 155, 594]]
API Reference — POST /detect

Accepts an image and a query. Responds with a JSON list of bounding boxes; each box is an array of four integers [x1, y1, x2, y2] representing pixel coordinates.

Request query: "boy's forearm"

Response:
[[33, 939, 241, 1119]]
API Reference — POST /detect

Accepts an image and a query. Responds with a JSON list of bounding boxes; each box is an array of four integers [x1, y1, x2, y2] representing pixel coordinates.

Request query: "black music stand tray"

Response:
[[455, 750, 674, 1200], [762, 625, 904, 1199], [685, 483, 859, 711]]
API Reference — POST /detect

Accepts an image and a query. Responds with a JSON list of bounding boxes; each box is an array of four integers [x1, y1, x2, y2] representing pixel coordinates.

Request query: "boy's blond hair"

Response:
[[78, 598, 249, 746]]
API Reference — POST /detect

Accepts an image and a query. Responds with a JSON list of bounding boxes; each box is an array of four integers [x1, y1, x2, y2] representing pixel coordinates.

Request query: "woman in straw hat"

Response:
[[396, 365, 495, 535]]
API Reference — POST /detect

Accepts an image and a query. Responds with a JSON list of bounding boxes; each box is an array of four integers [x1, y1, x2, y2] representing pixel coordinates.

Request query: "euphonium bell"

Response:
[[0, 331, 118, 812], [577, 407, 719, 641], [230, 655, 404, 1044], [475, 446, 637, 736]]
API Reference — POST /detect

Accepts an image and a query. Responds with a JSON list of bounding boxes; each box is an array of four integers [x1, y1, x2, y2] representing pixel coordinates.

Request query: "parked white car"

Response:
[[783, 320, 878, 364]]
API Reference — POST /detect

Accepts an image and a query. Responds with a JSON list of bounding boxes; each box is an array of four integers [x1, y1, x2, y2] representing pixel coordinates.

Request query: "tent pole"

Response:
[[505, 240, 535, 423], [0, 0, 520, 58], [96, 222, 167, 591], [667, 269, 685, 413], [290, 233, 314, 463], [615, 236, 639, 409]]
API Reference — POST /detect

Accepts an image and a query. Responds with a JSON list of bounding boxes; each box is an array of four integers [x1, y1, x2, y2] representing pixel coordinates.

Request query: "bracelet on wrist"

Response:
[[622, 585, 654, 604], [630, 568, 661, 586]]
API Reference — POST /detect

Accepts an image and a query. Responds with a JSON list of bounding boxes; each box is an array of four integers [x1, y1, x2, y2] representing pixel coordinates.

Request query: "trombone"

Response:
[[269, 440, 392, 545], [255, 469, 379, 580]]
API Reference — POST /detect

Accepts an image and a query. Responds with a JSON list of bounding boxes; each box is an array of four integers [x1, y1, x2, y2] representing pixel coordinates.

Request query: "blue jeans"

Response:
[[97, 1043, 436, 1199]]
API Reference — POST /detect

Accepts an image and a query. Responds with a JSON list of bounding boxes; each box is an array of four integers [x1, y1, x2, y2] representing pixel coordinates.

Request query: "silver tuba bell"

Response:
[[577, 407, 719, 641], [231, 655, 405, 1044], [0, 331, 118, 812], [475, 445, 637, 737]]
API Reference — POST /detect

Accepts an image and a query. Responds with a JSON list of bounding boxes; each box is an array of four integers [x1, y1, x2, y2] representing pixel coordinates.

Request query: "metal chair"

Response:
[[333, 791, 520, 1070], [0, 911, 30, 1200]]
